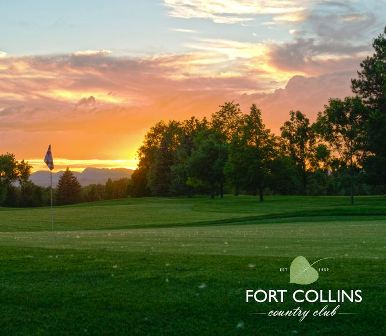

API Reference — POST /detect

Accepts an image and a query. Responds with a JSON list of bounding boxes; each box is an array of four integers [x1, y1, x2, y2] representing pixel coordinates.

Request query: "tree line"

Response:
[[130, 27, 386, 203], [0, 160, 131, 207]]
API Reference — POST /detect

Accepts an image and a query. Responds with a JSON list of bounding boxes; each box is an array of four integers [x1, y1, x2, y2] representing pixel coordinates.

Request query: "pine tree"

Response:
[[352, 27, 386, 191], [56, 168, 82, 205]]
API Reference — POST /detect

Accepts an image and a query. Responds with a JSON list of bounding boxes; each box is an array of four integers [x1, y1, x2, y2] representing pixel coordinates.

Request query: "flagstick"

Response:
[[50, 170, 53, 231]]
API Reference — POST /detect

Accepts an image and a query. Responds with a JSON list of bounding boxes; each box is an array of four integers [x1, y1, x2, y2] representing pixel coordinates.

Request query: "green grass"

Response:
[[0, 195, 385, 231], [0, 196, 385, 335]]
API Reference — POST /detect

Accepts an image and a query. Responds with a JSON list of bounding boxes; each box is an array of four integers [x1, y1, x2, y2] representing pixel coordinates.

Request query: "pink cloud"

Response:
[[0, 51, 358, 165]]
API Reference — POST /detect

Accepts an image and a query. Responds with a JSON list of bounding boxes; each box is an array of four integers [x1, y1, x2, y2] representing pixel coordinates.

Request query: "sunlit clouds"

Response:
[[73, 49, 112, 57], [0, 0, 385, 170], [183, 38, 301, 88], [164, 0, 306, 24], [46, 89, 127, 105], [0, 49, 358, 167], [170, 28, 198, 34]]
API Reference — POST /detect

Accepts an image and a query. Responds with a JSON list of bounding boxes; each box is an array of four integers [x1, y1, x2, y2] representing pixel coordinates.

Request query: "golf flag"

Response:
[[44, 145, 54, 170]]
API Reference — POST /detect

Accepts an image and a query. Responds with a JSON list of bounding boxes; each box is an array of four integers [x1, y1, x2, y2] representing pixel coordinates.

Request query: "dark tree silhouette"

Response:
[[281, 111, 315, 193], [56, 168, 82, 205], [315, 97, 368, 204], [352, 27, 386, 191], [0, 153, 31, 205]]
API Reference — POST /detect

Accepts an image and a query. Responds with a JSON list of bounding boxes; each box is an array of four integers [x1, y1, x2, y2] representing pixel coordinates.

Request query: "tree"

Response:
[[315, 97, 368, 204], [170, 117, 208, 196], [105, 178, 114, 199], [129, 168, 149, 197], [0, 153, 32, 205], [19, 181, 44, 207], [105, 178, 130, 199], [56, 168, 82, 205], [17, 160, 31, 184], [352, 26, 386, 190], [148, 121, 182, 196], [134, 120, 184, 196], [187, 131, 227, 198], [82, 184, 106, 202], [211, 101, 243, 142], [269, 155, 301, 195], [352, 26, 386, 111], [225, 129, 247, 196], [230, 104, 275, 202], [134, 121, 169, 197], [280, 111, 315, 193]]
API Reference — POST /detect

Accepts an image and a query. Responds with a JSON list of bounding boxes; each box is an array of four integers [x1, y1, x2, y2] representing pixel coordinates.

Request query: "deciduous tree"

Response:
[[281, 111, 315, 193], [315, 97, 368, 204]]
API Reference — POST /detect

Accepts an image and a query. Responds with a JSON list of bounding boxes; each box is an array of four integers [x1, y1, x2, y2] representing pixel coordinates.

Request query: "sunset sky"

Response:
[[1, 0, 385, 171]]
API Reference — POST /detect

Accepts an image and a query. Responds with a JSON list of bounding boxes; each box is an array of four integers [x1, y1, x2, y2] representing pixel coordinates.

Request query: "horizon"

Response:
[[27, 157, 138, 172], [2, 0, 385, 170]]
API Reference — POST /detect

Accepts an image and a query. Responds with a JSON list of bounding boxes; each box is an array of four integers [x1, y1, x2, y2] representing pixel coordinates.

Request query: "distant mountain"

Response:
[[30, 167, 133, 187]]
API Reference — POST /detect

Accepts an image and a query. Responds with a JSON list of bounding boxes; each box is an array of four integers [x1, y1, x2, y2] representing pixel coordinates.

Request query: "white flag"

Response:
[[44, 145, 54, 170]]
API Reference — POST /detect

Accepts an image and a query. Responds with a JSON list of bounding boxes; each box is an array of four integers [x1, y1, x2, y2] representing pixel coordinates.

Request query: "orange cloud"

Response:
[[0, 49, 359, 170], [45, 89, 127, 105]]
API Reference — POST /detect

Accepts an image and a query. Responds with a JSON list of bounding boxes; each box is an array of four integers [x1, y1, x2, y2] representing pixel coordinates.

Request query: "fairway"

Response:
[[0, 196, 385, 335]]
